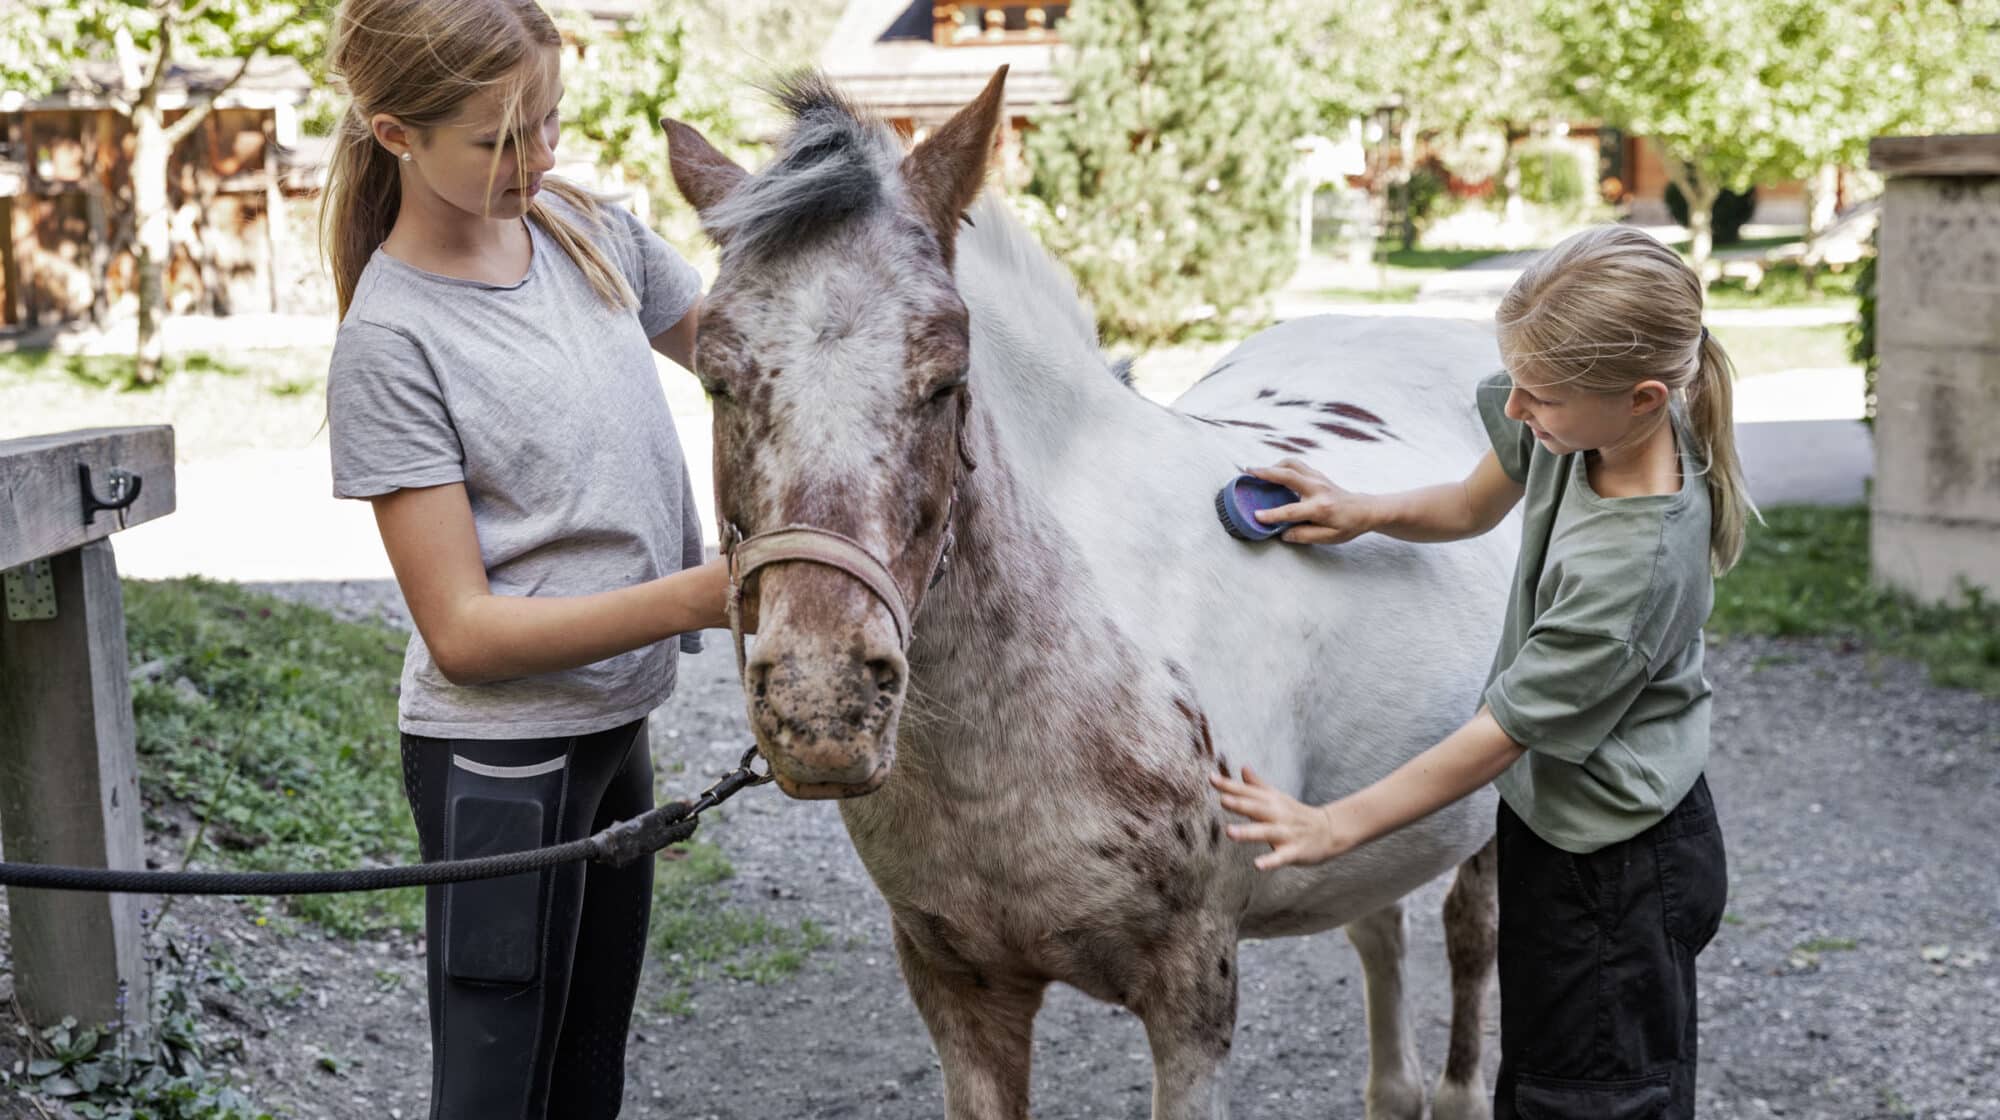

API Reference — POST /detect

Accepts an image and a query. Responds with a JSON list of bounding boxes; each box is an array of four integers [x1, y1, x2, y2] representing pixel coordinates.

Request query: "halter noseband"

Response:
[[721, 392, 976, 677]]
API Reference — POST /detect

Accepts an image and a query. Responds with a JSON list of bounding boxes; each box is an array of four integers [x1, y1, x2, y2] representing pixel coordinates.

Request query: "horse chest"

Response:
[[845, 765, 1228, 998]]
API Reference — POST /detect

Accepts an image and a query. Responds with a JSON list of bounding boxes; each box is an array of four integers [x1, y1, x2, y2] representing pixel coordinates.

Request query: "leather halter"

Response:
[[721, 392, 977, 677]]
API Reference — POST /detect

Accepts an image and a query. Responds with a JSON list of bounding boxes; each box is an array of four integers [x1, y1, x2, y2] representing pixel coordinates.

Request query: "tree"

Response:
[[1024, 0, 1314, 344], [1752, 0, 2000, 255], [1302, 0, 1563, 230], [1538, 0, 2000, 270], [559, 0, 837, 250], [1536, 0, 1794, 269], [0, 1, 324, 383]]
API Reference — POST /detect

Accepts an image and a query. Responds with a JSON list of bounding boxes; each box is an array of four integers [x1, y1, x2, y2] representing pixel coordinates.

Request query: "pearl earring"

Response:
[[400, 151, 412, 162]]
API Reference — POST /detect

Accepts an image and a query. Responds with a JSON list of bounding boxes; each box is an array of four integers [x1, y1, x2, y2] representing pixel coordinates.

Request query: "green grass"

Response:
[[1709, 323, 1857, 378], [125, 578, 422, 934], [1313, 246, 1512, 303], [125, 578, 841, 996], [0, 350, 246, 391], [1660, 232, 1802, 256], [0, 347, 326, 397], [1311, 284, 1423, 303], [1711, 506, 2000, 695], [1705, 261, 1861, 310], [649, 840, 830, 1015], [1381, 247, 1512, 271]]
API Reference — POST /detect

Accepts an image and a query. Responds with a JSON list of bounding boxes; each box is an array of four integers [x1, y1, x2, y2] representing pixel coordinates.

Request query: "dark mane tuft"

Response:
[[704, 71, 895, 261]]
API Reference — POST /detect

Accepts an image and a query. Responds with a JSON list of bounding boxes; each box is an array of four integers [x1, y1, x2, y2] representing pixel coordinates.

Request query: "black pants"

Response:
[[400, 719, 655, 1120], [1495, 774, 1727, 1120]]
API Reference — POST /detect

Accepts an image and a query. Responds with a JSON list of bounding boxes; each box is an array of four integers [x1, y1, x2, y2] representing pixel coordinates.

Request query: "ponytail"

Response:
[[321, 104, 401, 320], [529, 182, 638, 314], [1688, 329, 1756, 575]]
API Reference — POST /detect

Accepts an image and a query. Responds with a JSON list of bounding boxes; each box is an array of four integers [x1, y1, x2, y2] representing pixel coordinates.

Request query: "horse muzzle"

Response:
[[740, 565, 908, 800]]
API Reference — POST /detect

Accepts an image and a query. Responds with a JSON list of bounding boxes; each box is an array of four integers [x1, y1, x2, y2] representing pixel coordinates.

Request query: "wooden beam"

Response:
[[0, 196, 17, 328], [0, 427, 176, 572], [262, 112, 283, 313], [1869, 134, 2000, 179], [0, 540, 151, 1030]]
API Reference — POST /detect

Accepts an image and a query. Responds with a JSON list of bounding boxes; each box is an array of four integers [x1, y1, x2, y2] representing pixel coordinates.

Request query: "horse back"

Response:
[[1171, 314, 1502, 495]]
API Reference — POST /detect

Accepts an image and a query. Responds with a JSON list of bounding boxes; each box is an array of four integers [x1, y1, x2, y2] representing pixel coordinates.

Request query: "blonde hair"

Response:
[[320, 0, 636, 319], [1496, 225, 1756, 575]]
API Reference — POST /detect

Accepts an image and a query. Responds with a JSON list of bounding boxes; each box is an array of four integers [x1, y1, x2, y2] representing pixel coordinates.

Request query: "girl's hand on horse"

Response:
[[1210, 766, 1359, 870], [1248, 459, 1377, 545]]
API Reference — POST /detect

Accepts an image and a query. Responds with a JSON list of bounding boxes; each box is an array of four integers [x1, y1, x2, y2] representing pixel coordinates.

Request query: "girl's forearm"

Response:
[[1337, 709, 1525, 846], [1364, 482, 1486, 542], [436, 559, 729, 685]]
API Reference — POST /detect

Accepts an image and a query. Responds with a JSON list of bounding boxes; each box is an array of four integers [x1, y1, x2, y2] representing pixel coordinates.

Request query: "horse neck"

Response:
[[905, 262, 1155, 726]]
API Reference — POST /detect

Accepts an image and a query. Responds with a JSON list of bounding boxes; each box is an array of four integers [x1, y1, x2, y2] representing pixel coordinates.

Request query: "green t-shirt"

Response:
[[1476, 371, 1714, 853]]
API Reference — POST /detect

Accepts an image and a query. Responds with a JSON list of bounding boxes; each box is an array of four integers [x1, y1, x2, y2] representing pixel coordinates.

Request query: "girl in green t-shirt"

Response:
[[1214, 225, 1752, 1119]]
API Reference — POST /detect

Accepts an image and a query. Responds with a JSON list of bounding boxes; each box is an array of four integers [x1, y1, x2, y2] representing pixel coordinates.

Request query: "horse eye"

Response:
[[929, 380, 966, 403]]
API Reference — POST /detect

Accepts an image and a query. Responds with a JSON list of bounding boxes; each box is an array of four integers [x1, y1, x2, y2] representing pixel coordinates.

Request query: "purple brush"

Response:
[[1215, 473, 1301, 541]]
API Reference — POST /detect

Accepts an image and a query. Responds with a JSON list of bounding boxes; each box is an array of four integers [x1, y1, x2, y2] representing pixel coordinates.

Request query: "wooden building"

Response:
[[823, 0, 1070, 173], [0, 56, 315, 330]]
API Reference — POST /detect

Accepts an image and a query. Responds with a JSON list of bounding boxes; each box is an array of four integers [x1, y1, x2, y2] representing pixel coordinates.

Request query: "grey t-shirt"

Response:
[[327, 188, 706, 739], [1476, 371, 1715, 853]]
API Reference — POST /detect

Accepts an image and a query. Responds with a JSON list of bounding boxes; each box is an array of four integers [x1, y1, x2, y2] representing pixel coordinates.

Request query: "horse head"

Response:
[[664, 69, 1008, 799]]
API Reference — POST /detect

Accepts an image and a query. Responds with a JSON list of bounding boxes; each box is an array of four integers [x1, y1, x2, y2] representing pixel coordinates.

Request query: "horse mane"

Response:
[[957, 193, 1114, 380], [703, 71, 902, 263], [716, 71, 1121, 384]]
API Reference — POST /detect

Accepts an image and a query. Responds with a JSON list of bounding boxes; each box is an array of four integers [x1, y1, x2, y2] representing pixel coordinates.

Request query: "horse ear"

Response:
[[901, 65, 1008, 259], [663, 117, 748, 233]]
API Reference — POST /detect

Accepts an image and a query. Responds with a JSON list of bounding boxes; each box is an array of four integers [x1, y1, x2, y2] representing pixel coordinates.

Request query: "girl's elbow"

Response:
[[434, 661, 483, 687], [428, 633, 496, 686], [1467, 498, 1518, 538], [431, 650, 481, 687]]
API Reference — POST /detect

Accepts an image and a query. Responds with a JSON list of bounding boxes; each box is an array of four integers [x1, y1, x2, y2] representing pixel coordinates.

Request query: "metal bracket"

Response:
[[3, 558, 57, 621], [80, 463, 143, 528]]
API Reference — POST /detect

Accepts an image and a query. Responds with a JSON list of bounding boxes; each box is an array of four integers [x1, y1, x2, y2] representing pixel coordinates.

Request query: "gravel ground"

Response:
[[27, 578, 1978, 1120]]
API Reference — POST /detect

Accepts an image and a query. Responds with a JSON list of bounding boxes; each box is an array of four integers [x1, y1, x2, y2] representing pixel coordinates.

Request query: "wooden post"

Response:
[[0, 426, 176, 1032], [0, 196, 16, 328], [1, 111, 21, 328], [0, 541, 150, 1029], [262, 112, 284, 314]]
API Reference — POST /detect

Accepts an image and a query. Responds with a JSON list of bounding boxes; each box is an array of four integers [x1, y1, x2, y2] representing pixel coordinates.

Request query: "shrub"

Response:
[[1849, 227, 1878, 428], [1515, 139, 1589, 209]]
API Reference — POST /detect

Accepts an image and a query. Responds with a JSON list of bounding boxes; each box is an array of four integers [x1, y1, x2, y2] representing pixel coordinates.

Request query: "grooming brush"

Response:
[[1214, 473, 1302, 541]]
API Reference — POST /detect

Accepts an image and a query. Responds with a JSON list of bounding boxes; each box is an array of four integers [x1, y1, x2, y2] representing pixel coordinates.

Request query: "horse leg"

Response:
[[892, 920, 1045, 1120], [1134, 944, 1238, 1120], [1344, 902, 1427, 1120], [1434, 837, 1498, 1120]]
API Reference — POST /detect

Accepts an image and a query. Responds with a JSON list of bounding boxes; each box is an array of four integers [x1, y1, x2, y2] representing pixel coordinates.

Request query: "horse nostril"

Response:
[[748, 661, 771, 701], [865, 656, 901, 695]]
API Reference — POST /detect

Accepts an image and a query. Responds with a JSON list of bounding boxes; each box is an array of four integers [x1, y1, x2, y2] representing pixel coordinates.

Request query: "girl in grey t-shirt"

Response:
[[322, 2, 727, 1115], [1213, 226, 1751, 1119]]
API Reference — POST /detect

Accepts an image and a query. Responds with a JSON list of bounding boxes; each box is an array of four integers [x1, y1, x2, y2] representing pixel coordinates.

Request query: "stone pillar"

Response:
[[1867, 135, 2000, 603]]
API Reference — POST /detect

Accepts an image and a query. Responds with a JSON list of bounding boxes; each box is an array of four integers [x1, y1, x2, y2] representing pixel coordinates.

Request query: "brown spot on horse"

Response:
[[1322, 401, 1386, 426], [1314, 421, 1381, 442]]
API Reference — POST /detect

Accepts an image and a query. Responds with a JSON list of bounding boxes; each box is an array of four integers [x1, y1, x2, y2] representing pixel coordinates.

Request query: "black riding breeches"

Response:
[[400, 719, 654, 1120]]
